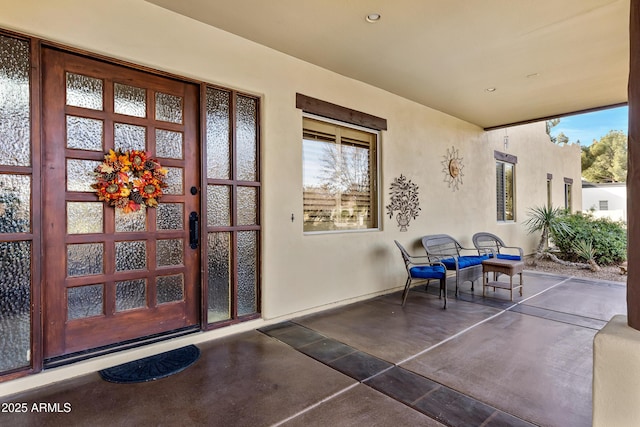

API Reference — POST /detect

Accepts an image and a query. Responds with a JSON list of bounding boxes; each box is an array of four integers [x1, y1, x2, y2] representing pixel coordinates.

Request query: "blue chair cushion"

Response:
[[410, 265, 446, 279], [496, 254, 522, 261], [440, 255, 489, 270]]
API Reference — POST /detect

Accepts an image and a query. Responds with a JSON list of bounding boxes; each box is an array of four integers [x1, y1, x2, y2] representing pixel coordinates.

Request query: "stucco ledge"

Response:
[[593, 314, 640, 427]]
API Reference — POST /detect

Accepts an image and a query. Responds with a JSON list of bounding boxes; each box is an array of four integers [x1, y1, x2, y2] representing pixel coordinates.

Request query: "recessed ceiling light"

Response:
[[526, 73, 540, 78], [366, 13, 381, 23], [485, 87, 497, 92]]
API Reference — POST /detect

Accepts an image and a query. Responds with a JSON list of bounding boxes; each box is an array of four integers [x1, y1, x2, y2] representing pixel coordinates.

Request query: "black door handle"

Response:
[[189, 212, 199, 249]]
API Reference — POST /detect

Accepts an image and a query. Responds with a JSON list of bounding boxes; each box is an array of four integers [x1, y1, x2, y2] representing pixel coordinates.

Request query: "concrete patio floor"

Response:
[[0, 270, 627, 426]]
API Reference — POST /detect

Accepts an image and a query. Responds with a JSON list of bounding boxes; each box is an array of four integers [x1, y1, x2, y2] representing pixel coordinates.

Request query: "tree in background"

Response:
[[546, 118, 561, 143], [581, 130, 627, 182]]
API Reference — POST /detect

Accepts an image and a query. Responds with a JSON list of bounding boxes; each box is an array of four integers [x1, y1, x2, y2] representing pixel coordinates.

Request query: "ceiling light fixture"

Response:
[[485, 87, 496, 93], [366, 13, 381, 23], [526, 73, 540, 78]]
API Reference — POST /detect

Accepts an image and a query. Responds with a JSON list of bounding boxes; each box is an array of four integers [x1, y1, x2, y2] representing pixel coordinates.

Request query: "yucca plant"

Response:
[[524, 205, 572, 254], [572, 239, 601, 272]]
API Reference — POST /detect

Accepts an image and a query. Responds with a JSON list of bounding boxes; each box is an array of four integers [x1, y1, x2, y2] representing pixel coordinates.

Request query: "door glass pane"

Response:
[[237, 231, 257, 316], [0, 241, 31, 371], [238, 186, 257, 226], [67, 243, 104, 277], [115, 279, 147, 312], [157, 239, 183, 267], [0, 175, 31, 233], [67, 202, 103, 234], [206, 88, 230, 179], [156, 129, 183, 159], [66, 116, 103, 151], [157, 203, 183, 230], [155, 92, 182, 123], [115, 208, 147, 232], [114, 123, 146, 151], [67, 284, 103, 320], [0, 35, 30, 167], [66, 72, 103, 110], [207, 185, 230, 226], [236, 96, 257, 181], [115, 241, 146, 271], [208, 232, 230, 322], [157, 274, 184, 304], [114, 83, 146, 118], [67, 159, 101, 192], [164, 167, 183, 194]]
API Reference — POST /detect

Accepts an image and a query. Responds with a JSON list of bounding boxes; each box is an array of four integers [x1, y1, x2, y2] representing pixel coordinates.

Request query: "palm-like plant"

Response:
[[524, 205, 572, 253], [572, 239, 601, 272]]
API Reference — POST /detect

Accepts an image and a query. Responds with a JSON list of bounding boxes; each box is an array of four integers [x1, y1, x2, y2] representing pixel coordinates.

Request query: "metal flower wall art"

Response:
[[441, 145, 464, 191], [386, 174, 420, 232]]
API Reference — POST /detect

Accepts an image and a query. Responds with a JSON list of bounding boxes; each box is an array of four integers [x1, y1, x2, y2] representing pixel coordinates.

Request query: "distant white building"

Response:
[[581, 181, 627, 222]]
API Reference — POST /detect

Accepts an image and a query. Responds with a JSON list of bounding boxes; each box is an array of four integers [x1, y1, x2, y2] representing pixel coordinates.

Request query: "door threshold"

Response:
[[44, 326, 200, 369]]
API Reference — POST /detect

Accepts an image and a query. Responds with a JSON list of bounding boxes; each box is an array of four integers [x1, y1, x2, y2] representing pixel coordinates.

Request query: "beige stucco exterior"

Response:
[[0, 0, 582, 393]]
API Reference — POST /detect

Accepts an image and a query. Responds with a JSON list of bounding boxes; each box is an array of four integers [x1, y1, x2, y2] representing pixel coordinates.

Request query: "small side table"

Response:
[[481, 258, 524, 301]]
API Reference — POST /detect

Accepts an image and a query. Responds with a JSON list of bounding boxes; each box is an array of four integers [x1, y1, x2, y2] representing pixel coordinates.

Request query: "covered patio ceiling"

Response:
[[147, 0, 629, 129]]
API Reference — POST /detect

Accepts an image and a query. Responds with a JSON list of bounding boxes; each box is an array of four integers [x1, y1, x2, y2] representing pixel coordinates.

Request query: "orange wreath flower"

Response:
[[92, 149, 167, 212]]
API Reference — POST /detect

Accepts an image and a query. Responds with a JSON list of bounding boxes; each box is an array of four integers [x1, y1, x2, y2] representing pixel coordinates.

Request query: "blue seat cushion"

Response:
[[440, 255, 489, 270], [410, 265, 446, 279], [496, 254, 522, 261]]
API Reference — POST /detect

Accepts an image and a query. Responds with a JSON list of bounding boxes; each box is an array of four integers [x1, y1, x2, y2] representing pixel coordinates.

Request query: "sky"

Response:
[[549, 105, 628, 146]]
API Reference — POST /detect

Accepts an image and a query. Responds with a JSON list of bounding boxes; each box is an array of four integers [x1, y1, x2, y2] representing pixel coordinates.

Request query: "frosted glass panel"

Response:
[[0, 36, 31, 167], [115, 207, 147, 232], [155, 92, 182, 123], [115, 279, 146, 312], [0, 241, 31, 372], [207, 232, 230, 323], [66, 72, 103, 110], [67, 243, 103, 277], [66, 116, 103, 151], [115, 240, 146, 271], [205, 88, 231, 179], [156, 129, 183, 159], [157, 239, 183, 267], [237, 186, 257, 226], [157, 203, 183, 230], [67, 159, 101, 192], [0, 175, 31, 233], [114, 123, 146, 151], [207, 185, 230, 227], [236, 96, 257, 181], [67, 284, 103, 320], [164, 167, 183, 194], [237, 231, 257, 316], [157, 274, 184, 304], [114, 83, 146, 118], [67, 202, 103, 234]]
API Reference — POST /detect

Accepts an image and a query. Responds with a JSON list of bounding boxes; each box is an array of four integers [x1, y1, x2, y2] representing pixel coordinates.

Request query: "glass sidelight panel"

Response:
[[67, 284, 103, 320], [0, 241, 31, 371], [237, 187, 257, 226], [0, 175, 31, 233], [236, 96, 257, 181], [66, 116, 103, 151], [114, 83, 146, 118], [115, 241, 146, 272], [67, 243, 103, 277], [67, 202, 103, 234], [157, 274, 184, 304], [66, 73, 103, 110], [155, 92, 182, 124], [206, 88, 231, 179], [0, 35, 31, 167], [207, 185, 230, 227], [207, 232, 230, 322], [115, 279, 147, 312], [114, 123, 146, 152], [237, 231, 258, 316]]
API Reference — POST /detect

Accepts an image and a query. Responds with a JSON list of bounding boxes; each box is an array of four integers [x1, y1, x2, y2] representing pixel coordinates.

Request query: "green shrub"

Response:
[[552, 212, 627, 265]]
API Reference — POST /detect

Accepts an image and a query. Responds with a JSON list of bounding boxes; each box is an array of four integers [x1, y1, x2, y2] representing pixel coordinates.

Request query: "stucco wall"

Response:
[[0, 0, 582, 322], [582, 183, 627, 222]]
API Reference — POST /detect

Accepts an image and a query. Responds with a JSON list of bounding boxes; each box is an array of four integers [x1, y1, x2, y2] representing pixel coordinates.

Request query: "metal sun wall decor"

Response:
[[386, 174, 420, 232], [441, 145, 464, 191]]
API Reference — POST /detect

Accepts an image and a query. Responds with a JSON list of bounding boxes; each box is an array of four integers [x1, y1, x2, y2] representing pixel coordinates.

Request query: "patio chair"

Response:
[[421, 234, 488, 296], [394, 240, 448, 309], [472, 232, 523, 261]]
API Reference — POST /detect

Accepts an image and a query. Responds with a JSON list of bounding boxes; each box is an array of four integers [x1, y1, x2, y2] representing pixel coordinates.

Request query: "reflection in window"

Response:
[[496, 161, 515, 221]]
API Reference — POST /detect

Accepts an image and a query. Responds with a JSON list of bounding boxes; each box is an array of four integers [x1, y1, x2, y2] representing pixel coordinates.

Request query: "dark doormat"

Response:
[[99, 345, 200, 384]]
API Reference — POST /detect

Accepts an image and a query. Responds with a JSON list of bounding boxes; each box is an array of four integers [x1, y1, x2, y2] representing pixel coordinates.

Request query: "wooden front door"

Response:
[[41, 48, 200, 359]]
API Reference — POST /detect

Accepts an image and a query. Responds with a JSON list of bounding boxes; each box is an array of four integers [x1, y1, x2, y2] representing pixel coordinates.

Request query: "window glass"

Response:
[[302, 117, 378, 232], [496, 161, 515, 221]]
